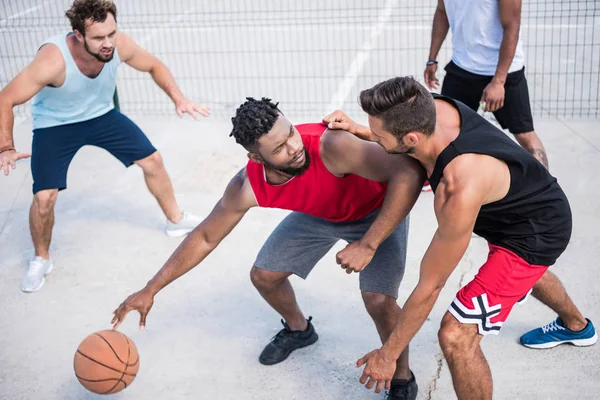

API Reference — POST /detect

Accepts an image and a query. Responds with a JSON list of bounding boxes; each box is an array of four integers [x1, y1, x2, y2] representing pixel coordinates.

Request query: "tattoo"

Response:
[[530, 148, 549, 170]]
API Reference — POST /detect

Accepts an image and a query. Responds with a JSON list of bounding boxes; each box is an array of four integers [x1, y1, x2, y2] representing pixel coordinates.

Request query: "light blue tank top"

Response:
[[31, 33, 121, 129]]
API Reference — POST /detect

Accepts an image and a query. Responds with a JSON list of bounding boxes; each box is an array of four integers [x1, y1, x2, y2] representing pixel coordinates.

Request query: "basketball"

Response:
[[74, 330, 140, 394]]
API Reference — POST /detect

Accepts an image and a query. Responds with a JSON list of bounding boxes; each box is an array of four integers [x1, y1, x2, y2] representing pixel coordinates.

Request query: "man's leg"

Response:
[[252, 212, 337, 365], [24, 123, 82, 292], [22, 189, 59, 292], [439, 313, 491, 400], [250, 267, 307, 331], [134, 151, 182, 224], [88, 110, 200, 235], [531, 270, 587, 330], [520, 269, 597, 348], [361, 292, 410, 381], [513, 131, 549, 169], [30, 189, 59, 259]]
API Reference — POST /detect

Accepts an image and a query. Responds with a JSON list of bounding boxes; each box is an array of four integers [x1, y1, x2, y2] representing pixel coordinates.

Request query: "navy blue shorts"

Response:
[[31, 109, 156, 194]]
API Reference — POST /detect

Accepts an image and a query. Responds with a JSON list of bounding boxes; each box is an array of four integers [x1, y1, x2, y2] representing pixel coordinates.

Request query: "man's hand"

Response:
[[356, 348, 397, 394], [424, 63, 439, 89], [0, 149, 31, 176], [336, 240, 376, 274], [322, 110, 359, 134], [175, 98, 210, 120], [111, 287, 155, 331], [481, 80, 505, 112]]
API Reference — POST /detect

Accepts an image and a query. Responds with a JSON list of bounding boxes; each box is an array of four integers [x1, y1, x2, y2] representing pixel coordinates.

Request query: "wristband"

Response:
[[426, 60, 438, 66], [0, 146, 15, 154]]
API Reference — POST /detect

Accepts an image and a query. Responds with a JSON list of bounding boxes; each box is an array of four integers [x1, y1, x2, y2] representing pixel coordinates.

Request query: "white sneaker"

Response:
[[165, 211, 202, 237], [21, 257, 54, 293]]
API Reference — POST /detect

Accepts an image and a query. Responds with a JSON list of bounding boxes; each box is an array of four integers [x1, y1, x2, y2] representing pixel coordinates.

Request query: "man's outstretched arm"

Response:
[[111, 169, 257, 330], [356, 178, 482, 393]]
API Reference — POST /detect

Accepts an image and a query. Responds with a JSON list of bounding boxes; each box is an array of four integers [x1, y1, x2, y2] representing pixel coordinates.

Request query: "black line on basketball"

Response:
[[75, 375, 122, 383], [113, 333, 131, 388], [94, 332, 127, 365], [76, 350, 137, 377], [101, 379, 125, 395]]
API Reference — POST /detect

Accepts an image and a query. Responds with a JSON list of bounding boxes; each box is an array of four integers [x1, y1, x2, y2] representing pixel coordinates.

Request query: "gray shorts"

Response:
[[254, 210, 409, 298]]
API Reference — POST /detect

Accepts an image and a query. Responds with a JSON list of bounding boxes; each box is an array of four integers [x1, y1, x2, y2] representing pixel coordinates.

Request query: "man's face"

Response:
[[80, 13, 117, 62], [252, 115, 311, 176], [368, 115, 415, 155]]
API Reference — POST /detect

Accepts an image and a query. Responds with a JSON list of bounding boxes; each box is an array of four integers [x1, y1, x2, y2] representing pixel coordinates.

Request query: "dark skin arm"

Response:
[[481, 0, 522, 112], [111, 169, 257, 330], [321, 129, 425, 274], [424, 0, 450, 89]]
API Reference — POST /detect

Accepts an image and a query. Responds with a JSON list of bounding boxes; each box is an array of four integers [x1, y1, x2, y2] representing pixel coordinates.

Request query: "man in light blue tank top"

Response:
[[0, 0, 209, 293]]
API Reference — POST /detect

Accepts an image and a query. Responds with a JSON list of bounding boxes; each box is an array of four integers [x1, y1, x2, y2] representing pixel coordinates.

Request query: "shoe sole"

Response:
[[259, 334, 319, 366], [21, 263, 54, 293], [165, 228, 192, 238], [521, 332, 598, 349]]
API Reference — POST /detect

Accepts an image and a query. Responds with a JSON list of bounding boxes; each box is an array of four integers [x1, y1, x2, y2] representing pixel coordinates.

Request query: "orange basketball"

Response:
[[74, 330, 140, 394]]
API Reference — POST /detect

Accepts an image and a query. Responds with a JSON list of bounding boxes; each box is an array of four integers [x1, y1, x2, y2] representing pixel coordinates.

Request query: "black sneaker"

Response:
[[259, 317, 318, 365], [386, 371, 418, 400]]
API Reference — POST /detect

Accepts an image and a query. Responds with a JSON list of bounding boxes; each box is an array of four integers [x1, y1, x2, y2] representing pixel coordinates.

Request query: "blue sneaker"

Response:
[[520, 317, 598, 349]]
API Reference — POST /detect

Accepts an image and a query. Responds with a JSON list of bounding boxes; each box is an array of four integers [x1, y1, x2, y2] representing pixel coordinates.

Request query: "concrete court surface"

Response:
[[0, 113, 599, 400]]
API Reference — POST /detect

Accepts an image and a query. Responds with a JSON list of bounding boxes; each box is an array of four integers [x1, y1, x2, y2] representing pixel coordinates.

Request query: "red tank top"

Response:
[[246, 123, 386, 222]]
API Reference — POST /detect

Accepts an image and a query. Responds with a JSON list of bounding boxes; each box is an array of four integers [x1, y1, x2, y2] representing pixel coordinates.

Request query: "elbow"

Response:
[[502, 22, 520, 37], [0, 93, 13, 110], [418, 279, 446, 302]]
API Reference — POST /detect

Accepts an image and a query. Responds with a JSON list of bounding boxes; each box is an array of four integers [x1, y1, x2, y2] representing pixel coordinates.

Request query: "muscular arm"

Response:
[[428, 0, 450, 62], [381, 169, 484, 360], [321, 130, 425, 250], [117, 32, 185, 104], [144, 169, 258, 295], [494, 0, 522, 85], [0, 45, 64, 151]]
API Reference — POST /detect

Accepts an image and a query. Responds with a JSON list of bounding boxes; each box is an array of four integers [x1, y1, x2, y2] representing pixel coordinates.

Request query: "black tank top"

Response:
[[428, 94, 572, 266]]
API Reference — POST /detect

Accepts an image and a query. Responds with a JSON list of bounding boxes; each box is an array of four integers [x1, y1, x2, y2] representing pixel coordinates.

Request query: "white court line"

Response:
[[325, 0, 396, 112], [0, 0, 53, 26]]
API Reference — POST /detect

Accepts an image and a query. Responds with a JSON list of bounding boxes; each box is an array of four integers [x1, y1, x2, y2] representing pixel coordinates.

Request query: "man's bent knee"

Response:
[[438, 312, 482, 355], [135, 151, 163, 172], [361, 291, 399, 317], [250, 266, 291, 289], [33, 189, 59, 216]]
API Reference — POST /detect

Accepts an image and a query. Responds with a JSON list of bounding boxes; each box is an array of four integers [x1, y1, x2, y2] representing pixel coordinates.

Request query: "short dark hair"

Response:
[[359, 76, 436, 139], [230, 97, 281, 151], [65, 0, 117, 35]]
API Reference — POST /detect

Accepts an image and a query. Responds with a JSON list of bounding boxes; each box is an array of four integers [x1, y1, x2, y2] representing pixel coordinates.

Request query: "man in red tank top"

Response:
[[112, 98, 425, 399]]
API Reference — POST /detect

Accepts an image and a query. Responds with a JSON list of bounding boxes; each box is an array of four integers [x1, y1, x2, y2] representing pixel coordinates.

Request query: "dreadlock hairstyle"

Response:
[[230, 97, 281, 151]]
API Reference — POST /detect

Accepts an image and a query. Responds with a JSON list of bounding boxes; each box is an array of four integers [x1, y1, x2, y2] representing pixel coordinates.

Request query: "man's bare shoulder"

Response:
[[35, 43, 66, 74], [435, 155, 489, 209], [223, 167, 258, 211], [320, 128, 356, 153]]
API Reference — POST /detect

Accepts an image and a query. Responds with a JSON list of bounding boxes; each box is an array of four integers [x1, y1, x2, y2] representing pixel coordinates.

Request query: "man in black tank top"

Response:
[[324, 77, 596, 399]]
